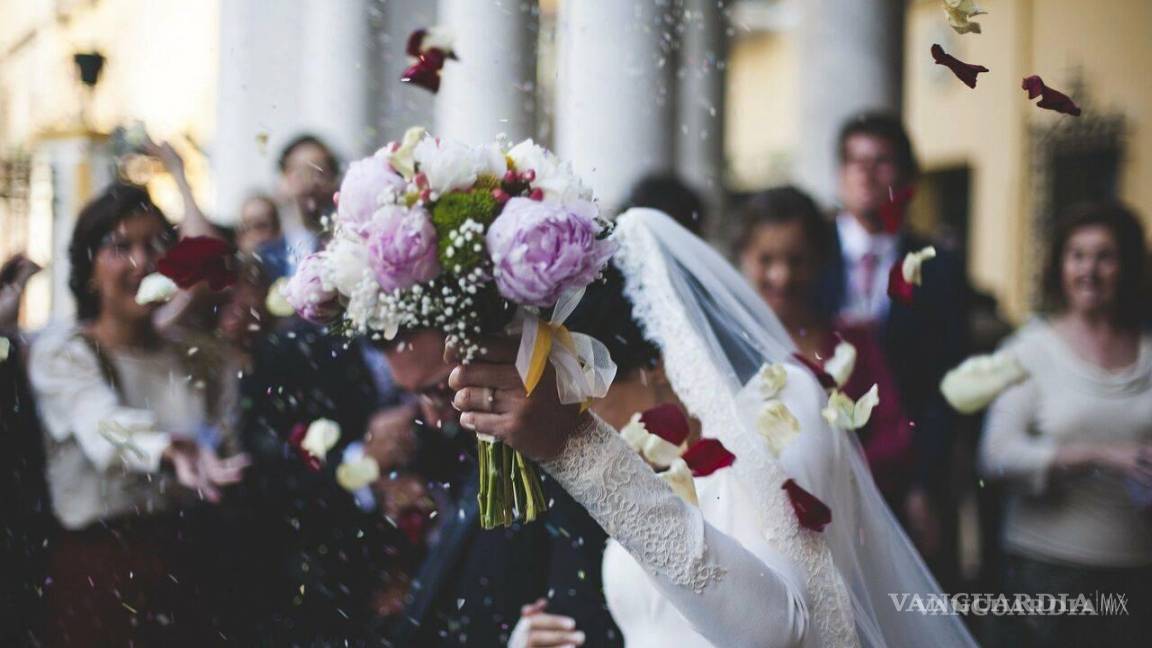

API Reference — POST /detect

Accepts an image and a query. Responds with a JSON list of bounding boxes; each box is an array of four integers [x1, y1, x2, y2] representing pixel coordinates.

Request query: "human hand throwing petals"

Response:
[[163, 440, 250, 503], [508, 598, 586, 648], [447, 337, 585, 462]]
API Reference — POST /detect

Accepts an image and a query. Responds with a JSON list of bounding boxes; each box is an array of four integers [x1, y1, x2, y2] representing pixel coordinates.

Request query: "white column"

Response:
[[375, 0, 438, 142], [434, 0, 538, 145], [300, 0, 374, 160], [677, 0, 728, 238], [795, 0, 904, 204], [556, 0, 677, 211]]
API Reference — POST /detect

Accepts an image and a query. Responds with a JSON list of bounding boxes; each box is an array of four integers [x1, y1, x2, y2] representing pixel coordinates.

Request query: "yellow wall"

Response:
[[726, 29, 798, 191]]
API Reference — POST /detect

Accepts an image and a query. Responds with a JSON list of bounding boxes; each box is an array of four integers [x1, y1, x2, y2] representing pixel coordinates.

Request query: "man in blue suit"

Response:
[[818, 112, 970, 588]]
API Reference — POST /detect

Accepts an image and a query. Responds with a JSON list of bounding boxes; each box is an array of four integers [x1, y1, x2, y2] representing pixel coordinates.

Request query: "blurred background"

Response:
[[1, 0, 1149, 329]]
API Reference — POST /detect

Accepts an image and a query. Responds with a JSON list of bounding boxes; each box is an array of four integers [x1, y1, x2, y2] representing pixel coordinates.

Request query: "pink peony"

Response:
[[485, 197, 615, 307], [337, 151, 408, 235], [284, 253, 341, 323], [365, 205, 441, 292]]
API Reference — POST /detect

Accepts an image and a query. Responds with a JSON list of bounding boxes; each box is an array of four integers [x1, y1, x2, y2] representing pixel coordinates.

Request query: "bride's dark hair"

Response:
[[566, 262, 659, 376]]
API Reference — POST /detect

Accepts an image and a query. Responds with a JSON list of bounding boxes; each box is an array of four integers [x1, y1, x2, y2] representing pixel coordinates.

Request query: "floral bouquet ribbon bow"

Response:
[[517, 286, 616, 408]]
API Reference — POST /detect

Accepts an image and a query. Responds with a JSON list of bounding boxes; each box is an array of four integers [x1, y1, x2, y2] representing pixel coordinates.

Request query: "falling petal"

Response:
[[782, 479, 832, 532], [1022, 75, 1082, 116], [930, 44, 989, 89]]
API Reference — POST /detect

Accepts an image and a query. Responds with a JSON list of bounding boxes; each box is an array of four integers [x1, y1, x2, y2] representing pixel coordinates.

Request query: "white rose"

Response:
[[301, 418, 341, 461], [901, 246, 937, 286], [757, 363, 788, 399], [507, 139, 593, 204], [414, 137, 503, 195], [940, 350, 1027, 414], [322, 233, 371, 297], [336, 455, 381, 492], [659, 458, 698, 505], [758, 400, 801, 457], [822, 384, 880, 431], [135, 273, 178, 305], [824, 340, 858, 388]]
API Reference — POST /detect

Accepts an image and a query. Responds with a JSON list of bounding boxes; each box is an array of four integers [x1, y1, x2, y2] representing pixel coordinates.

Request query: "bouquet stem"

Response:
[[477, 436, 548, 529]]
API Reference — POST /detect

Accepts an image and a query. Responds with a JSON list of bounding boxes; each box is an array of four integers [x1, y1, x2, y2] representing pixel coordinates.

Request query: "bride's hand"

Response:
[[447, 337, 585, 462], [508, 598, 586, 648]]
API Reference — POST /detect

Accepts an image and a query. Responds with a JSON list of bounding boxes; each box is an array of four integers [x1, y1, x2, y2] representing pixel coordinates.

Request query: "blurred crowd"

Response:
[[2, 113, 1150, 647]]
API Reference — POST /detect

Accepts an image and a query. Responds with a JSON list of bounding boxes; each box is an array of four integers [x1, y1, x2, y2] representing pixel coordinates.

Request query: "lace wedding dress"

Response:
[[542, 210, 976, 648]]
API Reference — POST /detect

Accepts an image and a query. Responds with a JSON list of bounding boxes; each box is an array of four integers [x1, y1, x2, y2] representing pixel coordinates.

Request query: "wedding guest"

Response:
[[258, 135, 340, 279], [817, 112, 969, 584], [0, 254, 41, 331], [621, 173, 707, 235], [236, 194, 281, 254], [382, 330, 622, 647], [980, 203, 1152, 646], [27, 183, 249, 645], [736, 186, 914, 510]]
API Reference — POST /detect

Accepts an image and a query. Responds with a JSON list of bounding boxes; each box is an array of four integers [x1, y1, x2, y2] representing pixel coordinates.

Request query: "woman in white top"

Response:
[[980, 202, 1152, 646], [28, 183, 247, 645], [456, 210, 976, 647]]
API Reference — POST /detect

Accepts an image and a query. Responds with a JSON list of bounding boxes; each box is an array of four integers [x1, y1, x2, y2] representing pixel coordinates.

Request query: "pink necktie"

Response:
[[859, 251, 879, 304]]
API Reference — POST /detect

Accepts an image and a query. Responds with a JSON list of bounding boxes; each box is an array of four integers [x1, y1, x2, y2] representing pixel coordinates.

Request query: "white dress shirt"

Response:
[[836, 212, 898, 324]]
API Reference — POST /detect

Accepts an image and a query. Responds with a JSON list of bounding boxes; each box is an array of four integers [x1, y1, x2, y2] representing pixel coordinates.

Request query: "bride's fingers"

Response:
[[527, 627, 584, 646], [448, 362, 523, 391], [527, 613, 578, 632], [520, 597, 549, 617], [453, 386, 504, 413], [458, 411, 507, 438]]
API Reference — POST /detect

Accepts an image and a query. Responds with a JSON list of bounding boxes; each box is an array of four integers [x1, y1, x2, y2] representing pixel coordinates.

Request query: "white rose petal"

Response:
[[301, 418, 341, 461], [757, 363, 789, 399], [822, 384, 880, 431], [388, 127, 426, 180], [337, 455, 381, 492], [901, 246, 937, 286], [642, 434, 683, 470], [940, 350, 1028, 414], [824, 341, 858, 388], [414, 137, 492, 195], [421, 26, 455, 54], [619, 413, 649, 453], [758, 400, 801, 457], [660, 458, 698, 506], [265, 278, 295, 317], [0, 336, 9, 362], [135, 273, 178, 305]]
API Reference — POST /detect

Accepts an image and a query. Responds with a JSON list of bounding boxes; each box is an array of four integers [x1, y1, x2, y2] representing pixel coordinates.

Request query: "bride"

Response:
[[448, 209, 976, 647]]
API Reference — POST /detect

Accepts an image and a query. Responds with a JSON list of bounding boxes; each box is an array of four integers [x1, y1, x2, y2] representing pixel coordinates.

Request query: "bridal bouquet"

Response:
[[284, 127, 617, 528]]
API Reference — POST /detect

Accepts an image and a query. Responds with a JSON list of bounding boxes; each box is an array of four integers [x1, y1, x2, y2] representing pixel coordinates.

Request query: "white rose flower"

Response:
[[322, 233, 371, 297], [901, 246, 937, 286], [0, 336, 9, 363], [414, 137, 501, 195], [265, 277, 295, 317], [757, 363, 788, 399], [660, 458, 698, 506], [824, 340, 858, 388], [135, 273, 178, 305], [821, 384, 880, 431], [301, 418, 341, 461], [337, 455, 381, 491], [758, 400, 801, 457], [940, 350, 1027, 414], [507, 139, 594, 204]]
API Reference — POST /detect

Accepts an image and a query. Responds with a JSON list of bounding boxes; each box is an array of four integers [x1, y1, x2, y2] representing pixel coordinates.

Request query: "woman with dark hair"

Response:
[[27, 183, 248, 645], [980, 202, 1152, 646], [735, 186, 915, 512]]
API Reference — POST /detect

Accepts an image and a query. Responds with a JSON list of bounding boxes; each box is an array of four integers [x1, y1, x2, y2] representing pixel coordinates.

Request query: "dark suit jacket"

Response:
[[392, 466, 622, 648], [820, 229, 970, 493], [236, 320, 409, 645]]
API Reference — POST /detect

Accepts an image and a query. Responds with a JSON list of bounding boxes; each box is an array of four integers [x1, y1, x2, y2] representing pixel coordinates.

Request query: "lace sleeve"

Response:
[[542, 415, 810, 648]]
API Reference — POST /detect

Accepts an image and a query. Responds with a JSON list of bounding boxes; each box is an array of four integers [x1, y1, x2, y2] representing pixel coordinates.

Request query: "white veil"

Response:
[[612, 208, 977, 648]]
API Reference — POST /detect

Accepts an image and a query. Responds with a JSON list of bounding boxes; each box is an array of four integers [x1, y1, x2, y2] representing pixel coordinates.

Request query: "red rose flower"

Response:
[[782, 479, 832, 532], [157, 236, 236, 290]]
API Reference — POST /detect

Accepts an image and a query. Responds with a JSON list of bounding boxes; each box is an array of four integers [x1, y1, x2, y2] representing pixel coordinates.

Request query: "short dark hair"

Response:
[[733, 185, 831, 261], [837, 111, 919, 180], [1041, 202, 1148, 328], [277, 134, 340, 175], [68, 183, 174, 320], [621, 174, 706, 235]]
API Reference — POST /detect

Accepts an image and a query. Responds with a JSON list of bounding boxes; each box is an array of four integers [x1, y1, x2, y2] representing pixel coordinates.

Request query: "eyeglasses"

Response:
[[98, 232, 172, 260]]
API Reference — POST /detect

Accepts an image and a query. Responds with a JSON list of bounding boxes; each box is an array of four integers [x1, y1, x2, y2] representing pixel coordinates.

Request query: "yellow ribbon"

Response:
[[523, 320, 590, 411]]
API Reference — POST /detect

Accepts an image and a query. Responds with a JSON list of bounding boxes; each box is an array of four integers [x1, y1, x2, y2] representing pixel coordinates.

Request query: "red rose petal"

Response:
[[681, 438, 735, 477], [156, 235, 236, 290], [1022, 75, 1082, 116], [288, 422, 322, 472], [782, 478, 832, 532], [877, 185, 915, 234], [791, 352, 837, 391], [930, 44, 988, 89], [401, 58, 444, 94], [886, 259, 916, 305], [639, 403, 691, 446], [405, 29, 426, 57]]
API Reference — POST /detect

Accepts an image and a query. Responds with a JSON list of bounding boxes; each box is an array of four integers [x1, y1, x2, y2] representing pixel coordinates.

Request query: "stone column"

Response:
[[555, 0, 678, 212], [374, 0, 439, 142], [435, 0, 538, 145], [299, 0, 374, 159], [795, 0, 905, 205]]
